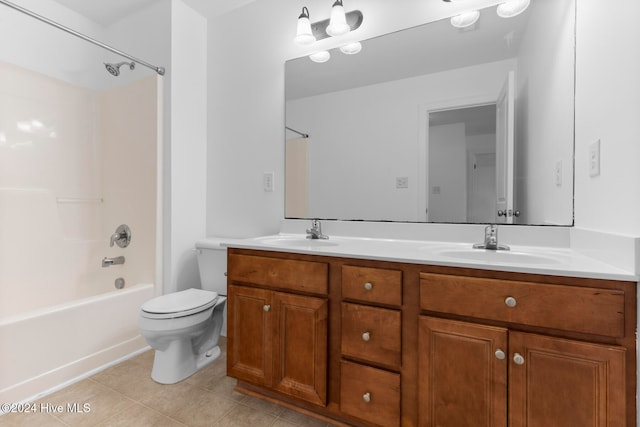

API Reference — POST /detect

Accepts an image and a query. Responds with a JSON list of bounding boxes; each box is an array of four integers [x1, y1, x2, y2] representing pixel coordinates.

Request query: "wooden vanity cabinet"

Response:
[[227, 253, 329, 407], [419, 272, 634, 427], [226, 248, 636, 427], [339, 265, 403, 426]]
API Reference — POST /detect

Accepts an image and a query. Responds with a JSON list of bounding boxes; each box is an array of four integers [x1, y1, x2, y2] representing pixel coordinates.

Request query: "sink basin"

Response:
[[256, 236, 339, 248], [436, 248, 563, 266]]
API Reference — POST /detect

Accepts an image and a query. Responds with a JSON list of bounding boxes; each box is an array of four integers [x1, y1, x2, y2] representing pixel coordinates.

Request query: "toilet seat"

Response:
[[141, 288, 219, 319]]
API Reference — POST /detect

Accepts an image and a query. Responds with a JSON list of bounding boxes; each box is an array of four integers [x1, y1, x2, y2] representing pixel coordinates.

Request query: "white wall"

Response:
[[0, 0, 106, 88], [575, 0, 640, 236], [207, 0, 639, 240], [206, 0, 502, 237], [515, 0, 574, 226], [168, 1, 208, 292]]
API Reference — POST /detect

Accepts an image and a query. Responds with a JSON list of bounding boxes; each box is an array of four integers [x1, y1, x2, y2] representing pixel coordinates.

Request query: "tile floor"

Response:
[[1, 338, 339, 427]]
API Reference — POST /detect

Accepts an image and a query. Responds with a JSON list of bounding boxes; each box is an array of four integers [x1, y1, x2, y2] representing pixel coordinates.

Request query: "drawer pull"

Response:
[[364, 282, 373, 291], [495, 349, 506, 360], [504, 296, 517, 308], [263, 304, 271, 312], [362, 392, 371, 403], [513, 353, 525, 365], [362, 331, 371, 342]]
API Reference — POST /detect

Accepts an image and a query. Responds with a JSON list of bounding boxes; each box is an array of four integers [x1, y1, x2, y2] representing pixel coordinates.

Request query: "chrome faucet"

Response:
[[473, 224, 510, 251], [102, 256, 125, 267], [306, 219, 328, 240], [110, 224, 131, 248]]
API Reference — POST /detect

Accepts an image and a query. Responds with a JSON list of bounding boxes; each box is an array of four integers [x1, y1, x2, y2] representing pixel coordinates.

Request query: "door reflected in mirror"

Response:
[[428, 104, 497, 224], [285, 0, 575, 226]]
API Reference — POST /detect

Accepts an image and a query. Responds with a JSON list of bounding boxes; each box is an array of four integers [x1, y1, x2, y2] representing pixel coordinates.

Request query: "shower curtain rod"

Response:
[[0, 0, 165, 75], [285, 127, 309, 139]]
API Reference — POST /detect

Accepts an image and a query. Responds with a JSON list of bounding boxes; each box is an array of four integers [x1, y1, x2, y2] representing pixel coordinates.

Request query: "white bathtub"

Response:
[[0, 282, 154, 405]]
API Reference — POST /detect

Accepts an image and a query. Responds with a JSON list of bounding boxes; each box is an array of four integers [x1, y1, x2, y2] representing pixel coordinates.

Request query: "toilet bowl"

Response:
[[139, 239, 228, 384]]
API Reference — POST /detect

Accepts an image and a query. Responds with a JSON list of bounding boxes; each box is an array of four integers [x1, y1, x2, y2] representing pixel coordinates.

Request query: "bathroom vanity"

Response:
[[225, 236, 637, 427]]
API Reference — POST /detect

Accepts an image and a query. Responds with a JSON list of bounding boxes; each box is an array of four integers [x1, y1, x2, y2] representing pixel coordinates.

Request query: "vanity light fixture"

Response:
[[496, 0, 530, 18], [339, 41, 362, 55], [293, 4, 362, 43], [326, 0, 350, 37], [450, 10, 480, 28], [309, 51, 331, 63], [294, 7, 316, 45]]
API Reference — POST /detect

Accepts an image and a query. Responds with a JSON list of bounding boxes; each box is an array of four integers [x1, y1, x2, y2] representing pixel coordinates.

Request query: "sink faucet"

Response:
[[473, 224, 509, 251], [306, 219, 328, 240], [102, 256, 125, 267]]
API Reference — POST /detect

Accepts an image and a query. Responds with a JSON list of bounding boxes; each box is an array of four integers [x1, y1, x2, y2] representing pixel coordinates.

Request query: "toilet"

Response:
[[139, 239, 227, 384]]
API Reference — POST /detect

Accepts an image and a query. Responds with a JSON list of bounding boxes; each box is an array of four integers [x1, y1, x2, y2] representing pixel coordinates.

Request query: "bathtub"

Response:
[[0, 282, 154, 406]]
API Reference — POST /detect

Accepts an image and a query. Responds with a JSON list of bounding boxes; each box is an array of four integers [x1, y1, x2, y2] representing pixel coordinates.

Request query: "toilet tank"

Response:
[[195, 238, 228, 295]]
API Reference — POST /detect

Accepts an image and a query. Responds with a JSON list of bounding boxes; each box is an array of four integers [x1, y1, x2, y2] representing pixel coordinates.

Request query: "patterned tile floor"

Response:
[[1, 338, 339, 426]]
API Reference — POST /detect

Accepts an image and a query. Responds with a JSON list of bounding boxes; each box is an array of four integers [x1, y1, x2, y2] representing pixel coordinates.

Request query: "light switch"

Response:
[[396, 177, 409, 189], [555, 161, 562, 187], [263, 172, 274, 192]]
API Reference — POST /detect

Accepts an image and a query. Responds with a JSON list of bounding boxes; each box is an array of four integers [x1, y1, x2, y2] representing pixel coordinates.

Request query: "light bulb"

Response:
[[309, 51, 331, 63], [326, 0, 350, 37], [450, 10, 480, 28], [496, 0, 530, 18], [294, 7, 316, 45], [340, 42, 362, 55]]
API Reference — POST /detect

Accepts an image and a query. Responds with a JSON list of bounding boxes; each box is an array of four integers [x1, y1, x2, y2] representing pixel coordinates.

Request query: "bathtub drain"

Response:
[[115, 277, 125, 289]]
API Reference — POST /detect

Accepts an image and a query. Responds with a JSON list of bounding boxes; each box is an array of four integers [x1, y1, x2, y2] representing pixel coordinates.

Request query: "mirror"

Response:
[[285, 0, 575, 225]]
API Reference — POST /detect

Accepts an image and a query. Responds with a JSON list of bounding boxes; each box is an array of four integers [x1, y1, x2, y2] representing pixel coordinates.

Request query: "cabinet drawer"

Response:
[[341, 303, 401, 368], [342, 265, 402, 306], [420, 273, 625, 337], [228, 253, 328, 295], [340, 360, 400, 427]]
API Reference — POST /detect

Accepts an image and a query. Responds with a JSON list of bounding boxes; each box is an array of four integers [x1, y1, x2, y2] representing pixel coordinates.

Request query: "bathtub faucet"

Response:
[[110, 224, 131, 248], [102, 256, 125, 267]]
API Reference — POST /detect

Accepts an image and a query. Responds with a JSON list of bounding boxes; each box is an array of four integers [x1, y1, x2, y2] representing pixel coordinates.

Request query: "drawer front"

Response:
[[342, 265, 402, 306], [228, 253, 328, 295], [420, 273, 625, 337], [341, 303, 401, 368], [340, 360, 400, 427]]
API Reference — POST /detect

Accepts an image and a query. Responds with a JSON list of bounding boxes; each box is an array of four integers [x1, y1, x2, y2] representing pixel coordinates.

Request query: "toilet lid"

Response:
[[141, 288, 218, 317]]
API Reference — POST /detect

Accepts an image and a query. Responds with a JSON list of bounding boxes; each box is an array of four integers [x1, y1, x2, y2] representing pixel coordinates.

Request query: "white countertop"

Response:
[[221, 233, 638, 282]]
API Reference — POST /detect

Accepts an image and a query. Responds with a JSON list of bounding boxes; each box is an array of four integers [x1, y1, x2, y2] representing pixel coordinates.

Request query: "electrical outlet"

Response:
[[555, 161, 562, 187], [396, 177, 409, 189], [263, 172, 274, 192], [589, 139, 600, 177]]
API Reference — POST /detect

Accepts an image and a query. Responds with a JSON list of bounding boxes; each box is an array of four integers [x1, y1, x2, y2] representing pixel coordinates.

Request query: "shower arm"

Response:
[[0, 0, 165, 76]]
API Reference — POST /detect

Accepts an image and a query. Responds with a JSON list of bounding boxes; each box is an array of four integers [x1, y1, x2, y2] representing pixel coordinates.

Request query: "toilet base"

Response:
[[151, 343, 222, 384]]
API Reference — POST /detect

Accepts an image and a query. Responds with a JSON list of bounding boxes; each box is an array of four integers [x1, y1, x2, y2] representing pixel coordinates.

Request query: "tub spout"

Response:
[[102, 256, 125, 267]]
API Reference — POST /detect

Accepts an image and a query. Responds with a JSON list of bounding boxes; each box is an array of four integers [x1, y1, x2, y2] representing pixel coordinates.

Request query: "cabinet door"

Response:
[[273, 292, 328, 406], [418, 316, 508, 427], [509, 331, 626, 427], [227, 285, 273, 386]]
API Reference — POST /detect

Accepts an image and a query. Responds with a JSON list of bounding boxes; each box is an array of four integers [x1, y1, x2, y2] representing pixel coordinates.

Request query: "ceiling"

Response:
[[53, 0, 258, 26]]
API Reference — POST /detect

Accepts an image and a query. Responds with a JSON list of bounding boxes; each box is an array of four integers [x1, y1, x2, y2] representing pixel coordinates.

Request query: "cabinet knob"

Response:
[[504, 296, 517, 308], [362, 392, 371, 403], [513, 353, 525, 365], [263, 304, 271, 312], [361, 331, 371, 342], [495, 349, 506, 360], [364, 282, 373, 291]]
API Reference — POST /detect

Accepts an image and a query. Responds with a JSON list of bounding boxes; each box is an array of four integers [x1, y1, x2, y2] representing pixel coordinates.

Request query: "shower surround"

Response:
[[0, 60, 160, 404]]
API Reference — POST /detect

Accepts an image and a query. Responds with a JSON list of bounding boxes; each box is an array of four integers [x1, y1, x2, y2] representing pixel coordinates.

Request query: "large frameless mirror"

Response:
[[285, 0, 575, 225]]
